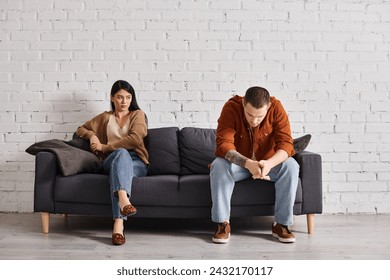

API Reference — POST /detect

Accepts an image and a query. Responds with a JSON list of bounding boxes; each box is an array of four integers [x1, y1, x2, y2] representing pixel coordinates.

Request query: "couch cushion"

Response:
[[132, 175, 180, 206], [178, 175, 212, 206], [55, 174, 110, 205], [233, 178, 302, 205], [177, 175, 302, 207], [54, 174, 182, 207], [146, 127, 181, 175], [178, 127, 216, 175]]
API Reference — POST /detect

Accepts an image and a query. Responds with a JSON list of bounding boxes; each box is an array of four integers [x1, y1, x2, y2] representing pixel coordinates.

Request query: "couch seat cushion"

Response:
[[132, 175, 180, 206], [177, 175, 302, 207], [233, 178, 302, 205], [55, 174, 110, 205], [178, 175, 212, 206], [55, 174, 182, 207]]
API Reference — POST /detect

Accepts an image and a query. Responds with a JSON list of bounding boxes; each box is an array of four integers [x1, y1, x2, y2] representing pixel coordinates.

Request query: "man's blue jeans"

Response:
[[103, 148, 148, 220], [210, 157, 299, 226]]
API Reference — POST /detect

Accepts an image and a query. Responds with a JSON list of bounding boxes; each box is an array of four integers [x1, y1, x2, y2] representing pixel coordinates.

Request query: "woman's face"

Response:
[[111, 89, 132, 113]]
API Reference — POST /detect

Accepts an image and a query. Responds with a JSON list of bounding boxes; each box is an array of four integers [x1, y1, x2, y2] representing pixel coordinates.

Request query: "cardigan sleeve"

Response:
[[76, 116, 99, 140], [75, 112, 108, 141]]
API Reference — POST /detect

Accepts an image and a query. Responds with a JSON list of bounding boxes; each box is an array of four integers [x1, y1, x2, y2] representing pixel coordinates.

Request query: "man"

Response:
[[210, 86, 299, 243]]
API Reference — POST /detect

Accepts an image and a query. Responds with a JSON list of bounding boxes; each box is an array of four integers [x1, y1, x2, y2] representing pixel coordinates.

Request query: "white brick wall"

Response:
[[0, 0, 389, 214]]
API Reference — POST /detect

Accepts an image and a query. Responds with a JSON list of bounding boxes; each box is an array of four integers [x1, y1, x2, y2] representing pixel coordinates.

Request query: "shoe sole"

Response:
[[120, 211, 137, 218], [212, 233, 230, 244], [272, 233, 295, 243], [120, 209, 137, 217]]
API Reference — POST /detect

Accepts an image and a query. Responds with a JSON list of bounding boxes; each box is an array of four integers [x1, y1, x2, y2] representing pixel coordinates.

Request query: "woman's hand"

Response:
[[89, 135, 102, 153]]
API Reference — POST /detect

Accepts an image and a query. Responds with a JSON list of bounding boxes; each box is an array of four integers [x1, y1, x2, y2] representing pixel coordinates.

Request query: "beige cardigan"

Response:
[[76, 110, 149, 164]]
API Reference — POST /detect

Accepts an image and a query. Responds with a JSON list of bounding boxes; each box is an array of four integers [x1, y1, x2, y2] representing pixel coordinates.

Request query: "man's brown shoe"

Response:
[[272, 222, 295, 243], [212, 221, 230, 244]]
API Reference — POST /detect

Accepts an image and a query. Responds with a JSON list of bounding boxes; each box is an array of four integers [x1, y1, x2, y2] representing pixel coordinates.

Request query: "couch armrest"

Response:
[[33, 151, 58, 213], [293, 151, 323, 214]]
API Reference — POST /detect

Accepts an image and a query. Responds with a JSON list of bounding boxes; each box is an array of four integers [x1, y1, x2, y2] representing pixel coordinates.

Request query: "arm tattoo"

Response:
[[225, 150, 248, 168]]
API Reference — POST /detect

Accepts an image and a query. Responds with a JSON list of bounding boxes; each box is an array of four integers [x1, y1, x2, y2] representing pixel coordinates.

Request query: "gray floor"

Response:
[[0, 213, 389, 260]]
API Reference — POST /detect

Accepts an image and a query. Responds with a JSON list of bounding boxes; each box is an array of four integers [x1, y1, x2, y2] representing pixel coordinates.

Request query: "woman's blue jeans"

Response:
[[210, 157, 299, 226], [103, 148, 148, 220]]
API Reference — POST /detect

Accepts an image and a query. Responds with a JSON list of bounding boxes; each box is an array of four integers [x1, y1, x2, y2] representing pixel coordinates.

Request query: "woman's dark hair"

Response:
[[244, 86, 270, 109], [110, 80, 148, 125]]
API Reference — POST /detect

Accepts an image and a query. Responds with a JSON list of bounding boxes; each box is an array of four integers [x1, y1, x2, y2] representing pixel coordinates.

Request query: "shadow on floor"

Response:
[[45, 214, 276, 244]]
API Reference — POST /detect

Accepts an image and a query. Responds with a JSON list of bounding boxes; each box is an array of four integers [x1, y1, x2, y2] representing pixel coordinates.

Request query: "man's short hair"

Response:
[[244, 86, 270, 109]]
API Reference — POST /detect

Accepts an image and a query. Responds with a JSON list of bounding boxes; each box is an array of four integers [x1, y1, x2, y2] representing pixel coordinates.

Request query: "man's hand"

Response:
[[224, 150, 271, 180], [89, 135, 102, 153], [245, 159, 271, 180], [255, 150, 289, 180], [244, 159, 262, 178], [258, 160, 271, 180]]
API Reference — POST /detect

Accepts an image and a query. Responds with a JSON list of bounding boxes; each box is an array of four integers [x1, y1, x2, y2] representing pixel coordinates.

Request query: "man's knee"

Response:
[[283, 157, 300, 176], [210, 157, 230, 175]]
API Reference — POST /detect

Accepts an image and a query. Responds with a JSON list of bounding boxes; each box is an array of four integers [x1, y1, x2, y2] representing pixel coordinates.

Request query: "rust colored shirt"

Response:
[[76, 110, 149, 164], [215, 95, 295, 161]]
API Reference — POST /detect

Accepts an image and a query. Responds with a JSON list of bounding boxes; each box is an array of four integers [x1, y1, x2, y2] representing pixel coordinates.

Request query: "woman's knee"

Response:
[[111, 148, 132, 166], [114, 148, 131, 159], [115, 148, 128, 156]]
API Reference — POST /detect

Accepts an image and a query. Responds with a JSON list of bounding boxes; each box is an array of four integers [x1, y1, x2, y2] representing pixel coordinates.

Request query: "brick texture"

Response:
[[0, 0, 389, 213]]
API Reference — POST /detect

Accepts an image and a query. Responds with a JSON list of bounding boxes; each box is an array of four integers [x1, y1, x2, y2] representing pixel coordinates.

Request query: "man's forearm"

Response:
[[266, 150, 289, 169], [224, 150, 248, 168], [225, 150, 263, 177]]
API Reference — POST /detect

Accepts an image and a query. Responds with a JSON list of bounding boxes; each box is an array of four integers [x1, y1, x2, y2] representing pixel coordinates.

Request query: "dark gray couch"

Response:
[[34, 127, 322, 234]]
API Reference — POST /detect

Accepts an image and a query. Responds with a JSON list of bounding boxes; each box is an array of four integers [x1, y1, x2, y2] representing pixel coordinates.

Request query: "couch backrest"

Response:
[[146, 127, 181, 175], [178, 127, 216, 175], [146, 126, 217, 176]]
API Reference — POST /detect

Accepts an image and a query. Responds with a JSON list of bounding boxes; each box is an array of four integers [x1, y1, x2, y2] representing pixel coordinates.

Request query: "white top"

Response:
[[107, 114, 130, 144]]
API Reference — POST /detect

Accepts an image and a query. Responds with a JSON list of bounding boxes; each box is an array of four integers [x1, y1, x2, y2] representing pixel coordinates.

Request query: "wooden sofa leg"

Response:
[[306, 214, 314, 234], [41, 212, 50, 234]]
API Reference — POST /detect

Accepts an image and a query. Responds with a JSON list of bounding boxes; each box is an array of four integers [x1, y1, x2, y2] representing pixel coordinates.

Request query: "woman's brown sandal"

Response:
[[112, 232, 125, 245], [120, 204, 137, 217]]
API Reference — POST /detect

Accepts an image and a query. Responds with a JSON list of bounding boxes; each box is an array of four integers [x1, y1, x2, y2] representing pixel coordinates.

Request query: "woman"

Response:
[[76, 80, 149, 245]]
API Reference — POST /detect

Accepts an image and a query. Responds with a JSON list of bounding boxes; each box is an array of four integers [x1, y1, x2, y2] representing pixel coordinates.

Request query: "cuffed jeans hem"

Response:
[[113, 216, 127, 221], [212, 218, 230, 223], [211, 206, 231, 223], [112, 188, 130, 198], [275, 219, 293, 227]]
